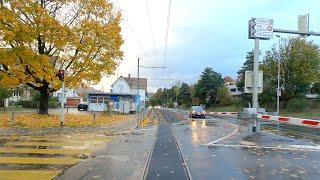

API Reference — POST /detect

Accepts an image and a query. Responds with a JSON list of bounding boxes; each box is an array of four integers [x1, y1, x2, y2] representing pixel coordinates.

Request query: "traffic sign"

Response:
[[249, 18, 274, 39]]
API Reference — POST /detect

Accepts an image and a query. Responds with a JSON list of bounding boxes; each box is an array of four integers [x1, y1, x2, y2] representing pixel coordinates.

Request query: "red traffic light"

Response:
[[58, 70, 65, 81]]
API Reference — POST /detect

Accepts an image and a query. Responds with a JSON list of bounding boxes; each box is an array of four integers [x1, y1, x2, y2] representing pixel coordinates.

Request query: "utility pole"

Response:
[[58, 70, 65, 126], [61, 80, 65, 126], [276, 35, 281, 134], [275, 35, 281, 116], [137, 58, 140, 112], [252, 38, 259, 109], [138, 59, 166, 110]]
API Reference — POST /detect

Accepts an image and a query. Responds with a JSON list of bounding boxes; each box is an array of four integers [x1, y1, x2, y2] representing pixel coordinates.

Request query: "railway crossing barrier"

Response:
[[257, 114, 320, 128]]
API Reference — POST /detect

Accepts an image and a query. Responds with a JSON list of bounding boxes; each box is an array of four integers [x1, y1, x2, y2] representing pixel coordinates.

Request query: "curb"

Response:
[[140, 125, 158, 180]]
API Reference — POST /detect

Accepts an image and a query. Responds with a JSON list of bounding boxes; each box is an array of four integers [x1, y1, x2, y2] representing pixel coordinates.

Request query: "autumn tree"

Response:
[[223, 76, 234, 83], [217, 86, 232, 105], [0, 0, 123, 114], [262, 37, 320, 106]]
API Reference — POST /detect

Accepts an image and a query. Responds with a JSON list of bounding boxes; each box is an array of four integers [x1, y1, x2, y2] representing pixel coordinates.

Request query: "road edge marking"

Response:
[[205, 121, 239, 146]]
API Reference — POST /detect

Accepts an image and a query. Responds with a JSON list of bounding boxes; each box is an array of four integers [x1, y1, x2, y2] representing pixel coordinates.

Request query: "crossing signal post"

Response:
[[247, 15, 320, 136], [58, 70, 65, 126]]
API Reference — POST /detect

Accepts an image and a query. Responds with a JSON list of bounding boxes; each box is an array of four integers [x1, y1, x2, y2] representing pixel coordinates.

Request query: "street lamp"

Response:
[[275, 35, 281, 116]]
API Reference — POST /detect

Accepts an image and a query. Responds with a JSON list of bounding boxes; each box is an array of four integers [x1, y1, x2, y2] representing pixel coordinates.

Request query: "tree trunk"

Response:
[[39, 90, 49, 114]]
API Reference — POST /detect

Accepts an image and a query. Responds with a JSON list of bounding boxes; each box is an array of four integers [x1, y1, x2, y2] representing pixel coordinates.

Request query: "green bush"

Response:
[[287, 98, 310, 112], [20, 100, 38, 108], [167, 100, 174, 108], [48, 98, 59, 108]]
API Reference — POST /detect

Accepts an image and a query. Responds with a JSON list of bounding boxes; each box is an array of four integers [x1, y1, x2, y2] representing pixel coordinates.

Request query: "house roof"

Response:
[[122, 77, 147, 90], [111, 76, 147, 90], [87, 92, 136, 96]]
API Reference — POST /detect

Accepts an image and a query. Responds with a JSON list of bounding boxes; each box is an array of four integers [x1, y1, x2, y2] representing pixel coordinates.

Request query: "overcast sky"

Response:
[[94, 0, 320, 92]]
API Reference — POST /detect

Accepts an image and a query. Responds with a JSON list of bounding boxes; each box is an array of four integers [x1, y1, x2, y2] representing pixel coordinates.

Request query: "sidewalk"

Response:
[[56, 125, 157, 180]]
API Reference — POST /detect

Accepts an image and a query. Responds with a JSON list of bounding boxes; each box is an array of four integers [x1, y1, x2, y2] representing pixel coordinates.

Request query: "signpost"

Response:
[[58, 70, 65, 126], [248, 18, 273, 134], [247, 15, 320, 136], [249, 18, 274, 39]]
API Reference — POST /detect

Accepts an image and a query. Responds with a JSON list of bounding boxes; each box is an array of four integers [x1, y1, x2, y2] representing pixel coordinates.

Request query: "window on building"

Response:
[[98, 97, 104, 103], [230, 88, 236, 92], [90, 97, 97, 103], [13, 91, 19, 97]]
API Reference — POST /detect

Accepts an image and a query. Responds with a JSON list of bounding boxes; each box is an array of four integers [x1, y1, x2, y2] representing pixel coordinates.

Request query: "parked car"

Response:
[[77, 103, 88, 111], [189, 106, 206, 118]]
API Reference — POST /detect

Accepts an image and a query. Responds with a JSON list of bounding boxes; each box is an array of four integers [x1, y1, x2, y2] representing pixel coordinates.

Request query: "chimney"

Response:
[[128, 74, 131, 78]]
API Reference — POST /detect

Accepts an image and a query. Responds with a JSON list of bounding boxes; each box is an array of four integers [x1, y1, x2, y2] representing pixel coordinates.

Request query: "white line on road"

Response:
[[133, 127, 154, 132], [205, 121, 239, 146], [207, 143, 320, 152]]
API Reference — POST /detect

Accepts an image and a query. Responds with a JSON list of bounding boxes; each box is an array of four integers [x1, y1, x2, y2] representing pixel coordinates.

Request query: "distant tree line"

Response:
[[150, 67, 233, 108], [151, 37, 320, 112]]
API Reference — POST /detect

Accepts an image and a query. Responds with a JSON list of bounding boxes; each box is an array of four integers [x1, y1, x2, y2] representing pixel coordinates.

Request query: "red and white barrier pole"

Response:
[[257, 114, 320, 128]]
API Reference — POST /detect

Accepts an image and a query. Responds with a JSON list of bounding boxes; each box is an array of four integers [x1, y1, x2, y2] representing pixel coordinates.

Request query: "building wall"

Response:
[[112, 78, 130, 94], [130, 88, 146, 101], [225, 83, 242, 96], [53, 88, 79, 103], [7, 88, 31, 102]]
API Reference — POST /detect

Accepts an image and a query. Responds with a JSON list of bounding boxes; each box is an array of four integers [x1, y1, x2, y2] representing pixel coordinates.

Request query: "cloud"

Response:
[[94, 0, 320, 92]]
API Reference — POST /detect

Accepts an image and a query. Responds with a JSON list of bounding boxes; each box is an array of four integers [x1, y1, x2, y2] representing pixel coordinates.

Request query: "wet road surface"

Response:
[[168, 109, 320, 180], [145, 111, 188, 180]]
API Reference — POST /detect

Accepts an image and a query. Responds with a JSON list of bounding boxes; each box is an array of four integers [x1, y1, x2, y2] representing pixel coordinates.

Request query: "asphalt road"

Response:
[[168, 109, 320, 180], [1, 108, 319, 180]]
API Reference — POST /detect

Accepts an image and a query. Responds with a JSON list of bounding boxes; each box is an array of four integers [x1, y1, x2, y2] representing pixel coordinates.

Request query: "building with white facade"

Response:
[[225, 82, 242, 97], [111, 75, 148, 109], [53, 88, 79, 104]]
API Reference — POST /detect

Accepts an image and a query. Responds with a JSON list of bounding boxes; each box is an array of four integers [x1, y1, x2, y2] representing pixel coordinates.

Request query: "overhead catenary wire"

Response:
[[163, 0, 172, 67], [113, 0, 145, 55], [145, 0, 157, 61], [163, 0, 172, 89]]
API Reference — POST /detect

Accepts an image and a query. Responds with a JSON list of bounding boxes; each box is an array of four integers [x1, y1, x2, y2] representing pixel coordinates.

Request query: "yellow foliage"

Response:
[[0, 113, 133, 128], [0, 114, 10, 127], [0, 0, 123, 91], [139, 117, 158, 128]]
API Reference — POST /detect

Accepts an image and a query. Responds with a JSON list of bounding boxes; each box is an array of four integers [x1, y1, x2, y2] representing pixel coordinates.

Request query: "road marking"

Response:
[[0, 170, 61, 180], [0, 135, 111, 141], [207, 143, 320, 152], [4, 141, 104, 147], [205, 121, 239, 146], [0, 157, 80, 165], [0, 133, 112, 179], [133, 127, 154, 132], [0, 147, 92, 155]]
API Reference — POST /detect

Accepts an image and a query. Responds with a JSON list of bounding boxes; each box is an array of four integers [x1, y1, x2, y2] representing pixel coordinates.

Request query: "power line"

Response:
[[145, 0, 157, 60], [113, 0, 145, 54], [163, 0, 172, 67], [139, 65, 166, 69], [163, 0, 172, 89]]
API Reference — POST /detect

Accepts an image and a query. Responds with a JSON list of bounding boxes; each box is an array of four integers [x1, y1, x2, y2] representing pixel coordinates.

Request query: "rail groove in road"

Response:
[[145, 110, 190, 180], [0, 134, 112, 180]]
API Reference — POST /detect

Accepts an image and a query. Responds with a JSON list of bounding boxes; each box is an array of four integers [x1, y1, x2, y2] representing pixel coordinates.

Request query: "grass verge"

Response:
[[0, 113, 133, 128]]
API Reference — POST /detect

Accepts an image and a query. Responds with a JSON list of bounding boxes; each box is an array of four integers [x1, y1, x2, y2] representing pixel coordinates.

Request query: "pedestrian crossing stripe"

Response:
[[4, 140, 108, 147], [0, 170, 61, 180], [0, 134, 112, 142], [0, 148, 92, 155], [0, 134, 113, 179], [0, 157, 80, 165]]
